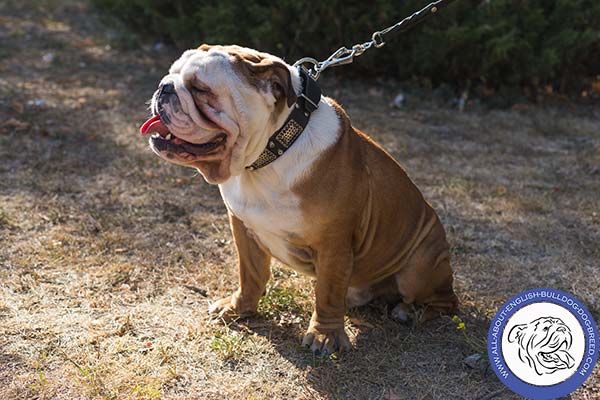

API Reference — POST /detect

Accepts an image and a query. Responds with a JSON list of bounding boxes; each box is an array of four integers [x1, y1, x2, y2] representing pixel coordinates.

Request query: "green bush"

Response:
[[92, 0, 600, 94]]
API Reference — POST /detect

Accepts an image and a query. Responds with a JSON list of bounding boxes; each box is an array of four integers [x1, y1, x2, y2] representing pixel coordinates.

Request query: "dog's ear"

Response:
[[264, 60, 297, 108], [198, 43, 214, 51], [236, 56, 297, 108], [508, 324, 527, 343]]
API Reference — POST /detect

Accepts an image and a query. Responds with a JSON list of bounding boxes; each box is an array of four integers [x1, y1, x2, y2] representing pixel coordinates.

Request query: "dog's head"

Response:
[[141, 45, 300, 183], [508, 316, 575, 375]]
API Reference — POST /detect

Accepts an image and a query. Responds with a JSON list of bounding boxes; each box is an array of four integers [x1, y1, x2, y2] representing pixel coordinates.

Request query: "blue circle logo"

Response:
[[488, 288, 598, 399]]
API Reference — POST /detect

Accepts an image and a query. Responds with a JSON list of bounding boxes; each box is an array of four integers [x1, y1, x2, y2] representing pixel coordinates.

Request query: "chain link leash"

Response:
[[293, 0, 455, 80]]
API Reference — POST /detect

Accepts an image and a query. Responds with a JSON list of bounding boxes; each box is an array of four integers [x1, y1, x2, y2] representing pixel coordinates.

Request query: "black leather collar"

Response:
[[246, 67, 321, 171]]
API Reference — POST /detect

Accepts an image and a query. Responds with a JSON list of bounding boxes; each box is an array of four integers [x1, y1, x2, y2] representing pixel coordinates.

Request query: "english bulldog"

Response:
[[140, 45, 458, 354], [508, 317, 575, 375]]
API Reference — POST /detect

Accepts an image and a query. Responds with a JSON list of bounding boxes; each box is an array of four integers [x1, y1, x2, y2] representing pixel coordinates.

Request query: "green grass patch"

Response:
[[210, 330, 247, 361], [258, 286, 308, 323]]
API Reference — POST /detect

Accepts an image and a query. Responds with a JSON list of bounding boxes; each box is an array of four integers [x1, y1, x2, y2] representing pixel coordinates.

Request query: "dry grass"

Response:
[[1, 1, 599, 399]]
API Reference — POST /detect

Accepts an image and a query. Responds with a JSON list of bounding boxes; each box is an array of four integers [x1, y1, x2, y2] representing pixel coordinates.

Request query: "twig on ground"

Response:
[[183, 285, 208, 296]]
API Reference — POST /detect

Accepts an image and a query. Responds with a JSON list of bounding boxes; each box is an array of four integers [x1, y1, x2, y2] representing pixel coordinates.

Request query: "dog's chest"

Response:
[[219, 177, 315, 275]]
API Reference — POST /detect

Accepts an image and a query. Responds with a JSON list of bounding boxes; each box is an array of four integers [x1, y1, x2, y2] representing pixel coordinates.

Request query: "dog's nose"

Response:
[[160, 82, 175, 94]]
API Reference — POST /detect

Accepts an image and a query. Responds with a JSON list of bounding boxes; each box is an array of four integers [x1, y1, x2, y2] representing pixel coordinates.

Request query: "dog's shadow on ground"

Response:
[[229, 304, 512, 399]]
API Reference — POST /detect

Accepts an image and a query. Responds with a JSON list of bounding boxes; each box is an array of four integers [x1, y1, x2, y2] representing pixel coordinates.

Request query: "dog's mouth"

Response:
[[140, 115, 227, 157]]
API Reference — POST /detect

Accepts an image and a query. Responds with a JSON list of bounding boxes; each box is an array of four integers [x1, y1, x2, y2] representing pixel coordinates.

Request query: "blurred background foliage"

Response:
[[92, 0, 600, 97]]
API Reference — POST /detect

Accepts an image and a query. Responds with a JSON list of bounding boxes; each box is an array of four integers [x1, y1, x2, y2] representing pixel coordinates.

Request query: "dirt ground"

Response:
[[1, 1, 599, 399]]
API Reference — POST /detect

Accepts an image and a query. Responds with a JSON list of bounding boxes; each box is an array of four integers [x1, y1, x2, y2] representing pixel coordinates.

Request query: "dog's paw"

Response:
[[302, 327, 351, 355], [208, 296, 241, 321], [390, 302, 412, 323], [208, 296, 237, 320]]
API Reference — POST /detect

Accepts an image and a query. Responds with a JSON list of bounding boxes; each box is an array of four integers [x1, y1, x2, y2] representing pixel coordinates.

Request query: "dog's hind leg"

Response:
[[394, 254, 458, 323], [347, 273, 404, 309], [346, 285, 374, 308]]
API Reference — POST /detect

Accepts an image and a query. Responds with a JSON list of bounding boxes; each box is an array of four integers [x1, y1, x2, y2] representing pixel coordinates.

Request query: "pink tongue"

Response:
[[140, 115, 170, 136]]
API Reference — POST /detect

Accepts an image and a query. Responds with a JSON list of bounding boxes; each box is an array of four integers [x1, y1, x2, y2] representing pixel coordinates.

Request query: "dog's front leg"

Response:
[[209, 212, 271, 319], [302, 248, 352, 354]]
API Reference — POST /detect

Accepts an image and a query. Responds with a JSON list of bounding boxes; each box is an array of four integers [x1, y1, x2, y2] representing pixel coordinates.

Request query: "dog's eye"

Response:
[[191, 85, 211, 95], [543, 327, 549, 331]]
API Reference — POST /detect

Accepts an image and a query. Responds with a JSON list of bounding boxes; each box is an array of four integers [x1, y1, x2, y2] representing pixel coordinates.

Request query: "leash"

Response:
[[247, 0, 455, 170], [293, 0, 456, 80]]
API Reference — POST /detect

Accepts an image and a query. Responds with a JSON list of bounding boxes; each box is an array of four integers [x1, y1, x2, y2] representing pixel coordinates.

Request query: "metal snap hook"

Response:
[[372, 32, 385, 48], [293, 57, 321, 80]]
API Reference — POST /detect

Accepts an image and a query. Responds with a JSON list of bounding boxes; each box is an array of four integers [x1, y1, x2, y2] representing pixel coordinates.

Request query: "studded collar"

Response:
[[246, 67, 321, 171]]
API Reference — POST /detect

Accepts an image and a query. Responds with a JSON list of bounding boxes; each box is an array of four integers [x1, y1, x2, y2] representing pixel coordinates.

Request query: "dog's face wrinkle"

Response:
[[169, 95, 182, 116], [162, 60, 235, 139], [189, 78, 220, 118], [190, 93, 221, 131]]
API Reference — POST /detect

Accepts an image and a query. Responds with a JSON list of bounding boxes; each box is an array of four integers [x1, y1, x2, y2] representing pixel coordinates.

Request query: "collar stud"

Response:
[[246, 67, 321, 171]]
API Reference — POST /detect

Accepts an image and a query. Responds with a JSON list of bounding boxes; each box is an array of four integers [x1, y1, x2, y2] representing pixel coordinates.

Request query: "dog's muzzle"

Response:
[[141, 83, 227, 157], [153, 82, 177, 124]]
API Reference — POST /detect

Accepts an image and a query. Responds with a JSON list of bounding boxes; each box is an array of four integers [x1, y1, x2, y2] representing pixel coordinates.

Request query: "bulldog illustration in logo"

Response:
[[507, 316, 576, 376]]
